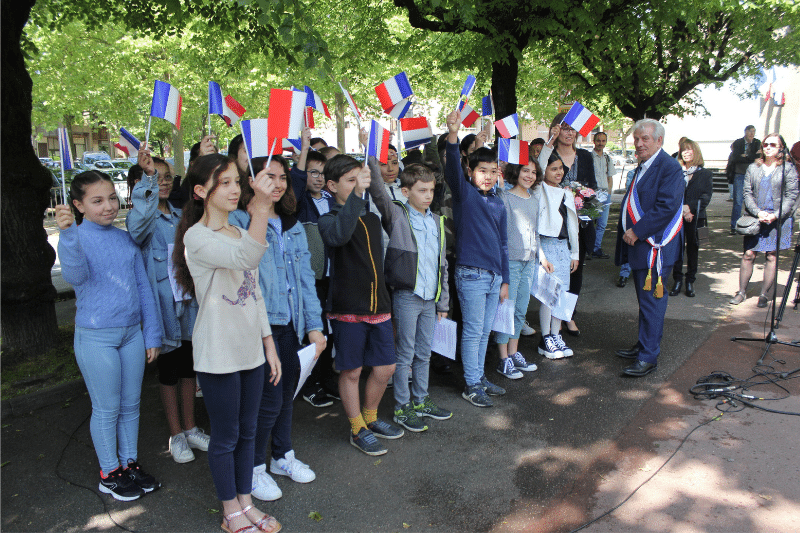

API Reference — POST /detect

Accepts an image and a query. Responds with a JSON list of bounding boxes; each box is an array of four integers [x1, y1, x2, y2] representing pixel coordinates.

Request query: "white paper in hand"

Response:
[[431, 317, 458, 360], [167, 244, 192, 302], [492, 299, 515, 335], [530, 264, 562, 309], [551, 290, 578, 322], [293, 342, 320, 400]]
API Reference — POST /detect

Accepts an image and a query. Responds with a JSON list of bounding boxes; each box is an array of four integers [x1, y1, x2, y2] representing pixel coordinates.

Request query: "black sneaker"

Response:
[[99, 466, 145, 501], [302, 387, 334, 408], [350, 428, 387, 456], [125, 460, 161, 493]]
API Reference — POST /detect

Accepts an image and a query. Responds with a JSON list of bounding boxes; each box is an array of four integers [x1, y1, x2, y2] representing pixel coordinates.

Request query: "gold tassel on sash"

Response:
[[654, 277, 664, 298], [643, 270, 652, 291]]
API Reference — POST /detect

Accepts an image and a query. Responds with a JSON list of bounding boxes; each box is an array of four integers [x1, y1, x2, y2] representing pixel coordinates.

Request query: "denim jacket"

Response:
[[126, 171, 198, 352], [229, 210, 323, 343]]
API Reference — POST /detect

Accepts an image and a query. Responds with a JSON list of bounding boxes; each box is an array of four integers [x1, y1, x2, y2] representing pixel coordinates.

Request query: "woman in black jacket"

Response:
[[670, 139, 713, 297]]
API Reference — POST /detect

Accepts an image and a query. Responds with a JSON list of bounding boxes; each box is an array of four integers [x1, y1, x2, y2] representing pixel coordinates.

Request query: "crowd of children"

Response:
[[57, 108, 599, 532]]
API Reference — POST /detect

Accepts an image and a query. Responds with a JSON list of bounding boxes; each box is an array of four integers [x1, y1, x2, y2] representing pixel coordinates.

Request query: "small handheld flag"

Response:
[[563, 102, 600, 137], [460, 104, 480, 128], [387, 98, 413, 120], [498, 138, 529, 165], [482, 95, 493, 117], [114, 127, 141, 158], [338, 82, 363, 126], [240, 119, 281, 180], [366, 120, 391, 164], [150, 80, 182, 129], [303, 86, 331, 119], [456, 74, 476, 110], [268, 88, 306, 141], [375, 72, 413, 112], [209, 81, 224, 116], [399, 117, 433, 150], [495, 113, 519, 139], [57, 127, 73, 202]]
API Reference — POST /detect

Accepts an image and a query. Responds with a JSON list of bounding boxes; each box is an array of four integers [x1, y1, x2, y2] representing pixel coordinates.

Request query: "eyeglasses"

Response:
[[308, 170, 324, 179], [763, 142, 780, 148], [158, 176, 174, 185]]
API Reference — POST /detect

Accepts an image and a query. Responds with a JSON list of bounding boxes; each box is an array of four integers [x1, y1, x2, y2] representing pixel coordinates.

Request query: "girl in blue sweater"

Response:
[[55, 171, 162, 502]]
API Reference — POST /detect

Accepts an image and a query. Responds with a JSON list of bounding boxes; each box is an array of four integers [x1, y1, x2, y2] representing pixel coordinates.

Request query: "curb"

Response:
[[1, 378, 86, 418]]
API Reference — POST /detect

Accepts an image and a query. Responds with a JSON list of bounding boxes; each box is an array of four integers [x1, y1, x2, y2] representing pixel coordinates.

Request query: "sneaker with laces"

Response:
[[251, 463, 282, 501], [520, 321, 536, 336], [496, 357, 523, 379], [553, 334, 574, 357], [538, 334, 565, 359], [393, 403, 428, 432], [169, 432, 195, 463], [413, 396, 453, 420], [350, 428, 387, 456], [462, 383, 493, 407], [480, 375, 506, 395], [270, 450, 316, 483], [99, 466, 144, 501], [510, 352, 538, 372], [366, 418, 404, 439], [124, 460, 161, 493], [183, 427, 210, 451], [302, 387, 334, 408]]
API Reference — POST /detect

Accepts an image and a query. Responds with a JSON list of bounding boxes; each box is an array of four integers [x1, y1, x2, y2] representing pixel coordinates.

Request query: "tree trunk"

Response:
[[1, 0, 60, 357], [491, 54, 519, 142], [335, 89, 346, 152]]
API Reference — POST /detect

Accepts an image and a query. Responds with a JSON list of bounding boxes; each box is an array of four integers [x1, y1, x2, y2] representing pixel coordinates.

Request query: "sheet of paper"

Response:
[[551, 290, 578, 322], [167, 243, 192, 302], [293, 342, 320, 400], [431, 317, 458, 361], [491, 298, 515, 335], [530, 264, 562, 309]]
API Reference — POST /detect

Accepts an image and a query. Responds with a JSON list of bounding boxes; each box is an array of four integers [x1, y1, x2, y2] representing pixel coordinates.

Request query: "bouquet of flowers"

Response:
[[570, 184, 603, 219]]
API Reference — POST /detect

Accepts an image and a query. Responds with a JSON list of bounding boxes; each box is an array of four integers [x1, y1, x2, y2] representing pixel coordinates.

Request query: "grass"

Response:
[[1, 326, 81, 401]]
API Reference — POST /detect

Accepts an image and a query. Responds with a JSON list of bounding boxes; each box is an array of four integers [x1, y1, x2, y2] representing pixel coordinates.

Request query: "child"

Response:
[[444, 110, 509, 408], [363, 131, 453, 432], [380, 144, 405, 203], [230, 154, 326, 501], [495, 157, 550, 377], [56, 171, 162, 501], [536, 155, 580, 359], [173, 154, 282, 533], [318, 154, 403, 456], [126, 144, 207, 465]]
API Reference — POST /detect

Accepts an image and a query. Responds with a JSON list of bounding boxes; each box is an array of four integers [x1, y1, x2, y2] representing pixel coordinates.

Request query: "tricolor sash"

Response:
[[622, 173, 683, 298]]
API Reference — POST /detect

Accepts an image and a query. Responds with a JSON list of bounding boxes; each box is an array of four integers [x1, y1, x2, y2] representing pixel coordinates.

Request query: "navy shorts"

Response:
[[330, 319, 395, 371], [157, 340, 196, 386]]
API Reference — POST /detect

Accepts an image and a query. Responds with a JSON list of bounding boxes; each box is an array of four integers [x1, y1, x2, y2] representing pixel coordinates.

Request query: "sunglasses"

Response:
[[764, 142, 780, 148]]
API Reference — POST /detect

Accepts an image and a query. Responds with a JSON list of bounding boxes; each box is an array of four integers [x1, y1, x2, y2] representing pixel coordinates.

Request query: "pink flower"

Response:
[[581, 187, 595, 198], [574, 196, 584, 210]]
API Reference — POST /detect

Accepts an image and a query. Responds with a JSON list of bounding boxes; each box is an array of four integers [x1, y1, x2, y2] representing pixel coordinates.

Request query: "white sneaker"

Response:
[[251, 464, 282, 501], [520, 321, 536, 336], [553, 334, 574, 357], [169, 433, 195, 463], [270, 450, 316, 483], [183, 427, 210, 451]]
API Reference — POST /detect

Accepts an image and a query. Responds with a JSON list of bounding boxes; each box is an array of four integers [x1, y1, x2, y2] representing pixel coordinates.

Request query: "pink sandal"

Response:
[[242, 505, 282, 533], [221, 509, 258, 533]]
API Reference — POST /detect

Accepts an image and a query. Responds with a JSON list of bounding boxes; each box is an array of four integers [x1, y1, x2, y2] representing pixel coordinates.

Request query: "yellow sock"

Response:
[[349, 414, 367, 435], [362, 408, 378, 425]]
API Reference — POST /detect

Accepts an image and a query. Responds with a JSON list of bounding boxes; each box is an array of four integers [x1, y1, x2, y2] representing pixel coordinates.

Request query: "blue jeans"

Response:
[[731, 173, 746, 231], [392, 290, 436, 406], [495, 260, 535, 345], [197, 364, 264, 501], [74, 325, 146, 474], [594, 201, 611, 252], [455, 266, 502, 386], [254, 323, 300, 466]]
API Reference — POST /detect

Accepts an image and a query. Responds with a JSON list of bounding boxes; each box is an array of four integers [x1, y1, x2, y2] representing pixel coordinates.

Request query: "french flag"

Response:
[[563, 102, 600, 137], [150, 80, 182, 129], [460, 74, 476, 99], [495, 113, 519, 139], [268, 88, 306, 141], [241, 119, 281, 158], [482, 95, 493, 117], [208, 81, 246, 127], [58, 127, 73, 171], [460, 104, 480, 128], [375, 72, 413, 112], [387, 98, 413, 119], [498, 138, 529, 165], [366, 120, 390, 164], [114, 127, 141, 157], [339, 82, 363, 121], [399, 117, 432, 150], [304, 86, 331, 119]]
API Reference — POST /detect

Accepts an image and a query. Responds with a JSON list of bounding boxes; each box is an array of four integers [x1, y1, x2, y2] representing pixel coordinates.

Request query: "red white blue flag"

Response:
[[375, 72, 413, 112], [241, 119, 281, 159], [338, 82, 363, 122], [58, 127, 74, 171], [495, 113, 519, 139], [460, 74, 476, 100], [150, 80, 182, 129], [481, 95, 493, 117], [367, 120, 391, 164], [303, 86, 331, 119], [563, 102, 600, 137], [209, 81, 246, 127], [387, 98, 413, 119], [399, 117, 432, 150], [114, 127, 141, 157], [498, 138, 529, 165], [460, 104, 480, 128], [268, 88, 306, 141]]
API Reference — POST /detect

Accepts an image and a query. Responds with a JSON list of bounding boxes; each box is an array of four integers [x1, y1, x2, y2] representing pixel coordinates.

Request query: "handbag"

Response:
[[735, 214, 760, 235], [695, 200, 710, 245]]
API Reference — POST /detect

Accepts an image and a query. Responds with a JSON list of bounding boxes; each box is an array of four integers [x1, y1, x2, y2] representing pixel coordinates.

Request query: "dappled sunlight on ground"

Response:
[[81, 505, 146, 531]]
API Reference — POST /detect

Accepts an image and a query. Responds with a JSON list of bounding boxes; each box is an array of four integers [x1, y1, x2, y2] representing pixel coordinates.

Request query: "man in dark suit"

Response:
[[614, 119, 685, 377], [729, 125, 761, 234]]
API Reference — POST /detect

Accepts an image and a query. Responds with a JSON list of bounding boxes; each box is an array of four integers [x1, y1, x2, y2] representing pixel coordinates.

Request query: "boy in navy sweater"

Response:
[[445, 109, 510, 408]]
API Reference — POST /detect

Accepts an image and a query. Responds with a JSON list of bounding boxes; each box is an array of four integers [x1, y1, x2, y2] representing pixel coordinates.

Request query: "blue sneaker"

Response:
[[366, 418, 404, 439], [462, 384, 493, 407], [350, 428, 387, 456], [480, 375, 506, 396]]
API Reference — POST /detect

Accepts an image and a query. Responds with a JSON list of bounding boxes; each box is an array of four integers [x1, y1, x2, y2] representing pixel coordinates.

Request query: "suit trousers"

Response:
[[632, 265, 673, 365]]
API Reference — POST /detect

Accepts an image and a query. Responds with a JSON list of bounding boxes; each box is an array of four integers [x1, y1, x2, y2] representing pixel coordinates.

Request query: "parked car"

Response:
[[82, 151, 112, 167], [112, 159, 134, 170]]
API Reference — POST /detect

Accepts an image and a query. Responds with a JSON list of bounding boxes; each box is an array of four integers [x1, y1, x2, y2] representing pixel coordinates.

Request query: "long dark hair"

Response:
[[172, 154, 234, 297], [70, 170, 114, 224], [505, 156, 543, 188], [238, 154, 296, 216]]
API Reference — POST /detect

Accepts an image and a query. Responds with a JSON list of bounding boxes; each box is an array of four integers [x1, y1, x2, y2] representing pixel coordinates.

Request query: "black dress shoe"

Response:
[[592, 249, 610, 259], [623, 360, 657, 377], [617, 276, 628, 288], [615, 344, 640, 359], [564, 326, 581, 337], [669, 280, 682, 296], [685, 282, 695, 297]]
